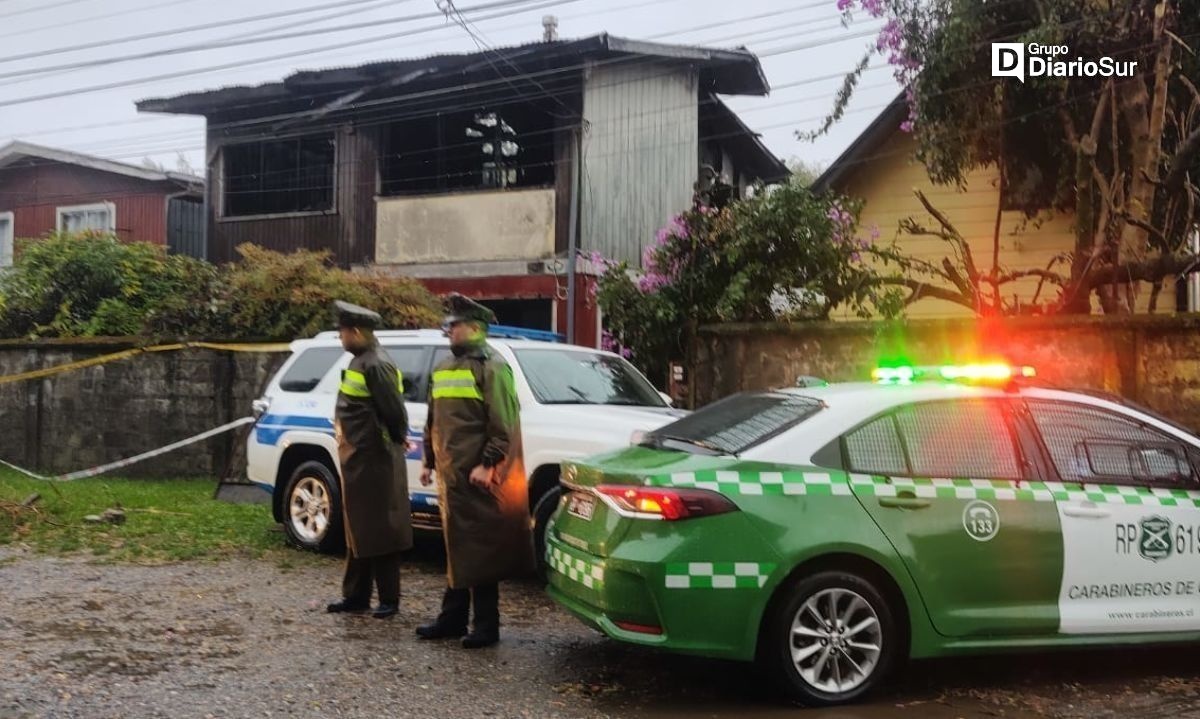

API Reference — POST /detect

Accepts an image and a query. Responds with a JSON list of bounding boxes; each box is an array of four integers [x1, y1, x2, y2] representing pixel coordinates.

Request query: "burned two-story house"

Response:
[[137, 31, 787, 346]]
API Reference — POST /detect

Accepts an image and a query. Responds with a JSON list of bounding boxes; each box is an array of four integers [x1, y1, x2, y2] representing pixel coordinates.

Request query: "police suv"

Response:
[[248, 327, 685, 555]]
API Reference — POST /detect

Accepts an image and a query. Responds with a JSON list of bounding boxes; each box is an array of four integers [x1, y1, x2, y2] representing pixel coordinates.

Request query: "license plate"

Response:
[[566, 492, 596, 521]]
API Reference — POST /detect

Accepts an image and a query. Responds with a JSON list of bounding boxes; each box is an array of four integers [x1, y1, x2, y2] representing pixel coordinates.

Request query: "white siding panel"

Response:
[[581, 61, 698, 266]]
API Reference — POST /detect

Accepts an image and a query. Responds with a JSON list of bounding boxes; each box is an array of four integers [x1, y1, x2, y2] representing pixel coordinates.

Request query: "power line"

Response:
[[0, 0, 546, 82], [0, 2, 862, 131], [67, 86, 843, 162], [645, 0, 834, 41], [437, 0, 580, 118], [0, 2, 740, 141], [62, 62, 893, 159], [0, 74, 1149, 208], [0, 0, 579, 109], [3, 8, 1043, 164], [200, 24, 882, 136], [76, 0, 675, 93], [2, 0, 684, 139], [184, 9, 867, 129], [69, 26, 1178, 184], [0, 0, 90, 22], [0, 0, 396, 65], [7, 42, 891, 164], [0, 0, 206, 42], [0, 0, 405, 89]]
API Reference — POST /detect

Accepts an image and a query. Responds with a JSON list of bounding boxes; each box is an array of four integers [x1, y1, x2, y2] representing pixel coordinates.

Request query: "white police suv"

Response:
[[247, 326, 686, 555]]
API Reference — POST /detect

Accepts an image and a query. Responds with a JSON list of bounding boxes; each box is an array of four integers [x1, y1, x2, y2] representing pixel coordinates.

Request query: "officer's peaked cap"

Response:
[[332, 300, 382, 329], [444, 293, 496, 326]]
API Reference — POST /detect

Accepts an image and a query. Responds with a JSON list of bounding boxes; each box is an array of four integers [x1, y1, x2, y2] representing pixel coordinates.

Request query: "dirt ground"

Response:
[[4, 544, 1200, 719]]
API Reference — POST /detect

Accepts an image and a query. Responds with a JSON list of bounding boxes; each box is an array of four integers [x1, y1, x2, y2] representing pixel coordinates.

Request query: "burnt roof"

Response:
[[700, 95, 790, 183], [137, 34, 770, 118]]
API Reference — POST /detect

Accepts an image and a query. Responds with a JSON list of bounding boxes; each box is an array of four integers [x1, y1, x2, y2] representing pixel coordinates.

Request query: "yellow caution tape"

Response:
[[0, 341, 291, 385], [188, 341, 292, 353]]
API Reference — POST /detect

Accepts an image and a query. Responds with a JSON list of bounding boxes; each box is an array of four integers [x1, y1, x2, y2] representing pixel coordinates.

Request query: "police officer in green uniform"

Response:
[[416, 294, 535, 648], [326, 300, 413, 619]]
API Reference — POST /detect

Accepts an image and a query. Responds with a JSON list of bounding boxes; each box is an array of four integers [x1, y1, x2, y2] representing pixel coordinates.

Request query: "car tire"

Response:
[[760, 570, 898, 707], [531, 485, 563, 571], [281, 460, 344, 554]]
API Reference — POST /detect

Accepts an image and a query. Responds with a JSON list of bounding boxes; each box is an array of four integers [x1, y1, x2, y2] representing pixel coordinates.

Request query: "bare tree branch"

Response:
[[877, 277, 978, 310], [1087, 81, 1113, 147], [994, 268, 1068, 285], [1059, 106, 1080, 149], [1081, 253, 1200, 290], [1165, 126, 1200, 192], [915, 190, 981, 285], [1124, 215, 1168, 242]]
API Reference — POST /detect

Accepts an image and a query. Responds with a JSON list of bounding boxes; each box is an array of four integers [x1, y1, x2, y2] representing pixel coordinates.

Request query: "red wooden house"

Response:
[[0, 141, 205, 266]]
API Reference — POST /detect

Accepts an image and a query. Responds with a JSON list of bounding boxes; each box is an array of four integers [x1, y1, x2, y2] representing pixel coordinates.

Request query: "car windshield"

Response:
[[644, 392, 824, 455], [513, 348, 666, 407]]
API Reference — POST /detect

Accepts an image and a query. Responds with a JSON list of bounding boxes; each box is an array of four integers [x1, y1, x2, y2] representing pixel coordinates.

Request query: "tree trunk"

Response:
[[1114, 0, 1173, 314]]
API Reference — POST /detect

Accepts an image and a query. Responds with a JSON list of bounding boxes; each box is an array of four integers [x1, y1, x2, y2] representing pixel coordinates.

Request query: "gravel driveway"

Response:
[[4, 544, 1200, 719]]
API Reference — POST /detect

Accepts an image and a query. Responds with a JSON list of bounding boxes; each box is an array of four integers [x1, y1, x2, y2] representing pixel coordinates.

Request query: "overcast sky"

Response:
[[0, 0, 900, 176]]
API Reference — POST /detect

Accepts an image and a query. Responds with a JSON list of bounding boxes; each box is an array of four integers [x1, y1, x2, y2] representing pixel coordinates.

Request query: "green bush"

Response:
[[0, 231, 219, 338], [221, 244, 441, 339], [0, 234, 442, 340]]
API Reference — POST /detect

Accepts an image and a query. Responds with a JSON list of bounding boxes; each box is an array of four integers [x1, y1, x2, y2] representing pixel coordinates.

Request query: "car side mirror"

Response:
[[658, 391, 674, 407], [251, 397, 270, 420]]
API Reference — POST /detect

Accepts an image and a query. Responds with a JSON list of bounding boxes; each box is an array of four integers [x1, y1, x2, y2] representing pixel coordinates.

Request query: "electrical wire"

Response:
[[0, 0, 402, 65], [0, 0, 549, 82]]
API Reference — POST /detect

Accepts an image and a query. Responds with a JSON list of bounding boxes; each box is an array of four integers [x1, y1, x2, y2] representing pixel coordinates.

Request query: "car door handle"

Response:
[[878, 491, 931, 509], [1062, 502, 1111, 519]]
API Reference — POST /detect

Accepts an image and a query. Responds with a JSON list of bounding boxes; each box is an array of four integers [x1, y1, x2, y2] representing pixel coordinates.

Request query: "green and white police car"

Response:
[[545, 364, 1200, 706]]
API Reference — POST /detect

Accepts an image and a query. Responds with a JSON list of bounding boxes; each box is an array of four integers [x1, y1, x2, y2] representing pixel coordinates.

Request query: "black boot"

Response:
[[372, 602, 399, 619], [462, 583, 499, 649], [416, 621, 468, 639], [326, 598, 369, 614], [461, 630, 499, 649], [416, 586, 469, 639]]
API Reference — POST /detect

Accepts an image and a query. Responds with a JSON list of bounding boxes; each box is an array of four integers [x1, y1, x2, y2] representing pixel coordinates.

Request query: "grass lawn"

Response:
[[0, 470, 295, 563]]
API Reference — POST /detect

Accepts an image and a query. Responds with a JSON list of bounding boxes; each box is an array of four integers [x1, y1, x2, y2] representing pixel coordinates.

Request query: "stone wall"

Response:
[[0, 339, 286, 477], [695, 315, 1200, 430]]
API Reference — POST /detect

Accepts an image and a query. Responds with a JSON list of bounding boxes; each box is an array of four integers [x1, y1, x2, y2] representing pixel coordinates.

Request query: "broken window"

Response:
[[223, 134, 335, 217], [381, 101, 557, 196]]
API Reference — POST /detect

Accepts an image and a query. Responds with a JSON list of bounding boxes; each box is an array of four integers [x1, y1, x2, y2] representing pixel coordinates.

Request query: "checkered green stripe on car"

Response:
[[850, 475, 1200, 507], [547, 544, 605, 589], [659, 469, 1200, 507], [664, 562, 777, 589], [662, 470, 853, 496]]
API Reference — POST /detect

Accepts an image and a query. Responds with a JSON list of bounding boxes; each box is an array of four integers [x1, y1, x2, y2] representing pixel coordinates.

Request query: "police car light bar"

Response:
[[872, 363, 1036, 384]]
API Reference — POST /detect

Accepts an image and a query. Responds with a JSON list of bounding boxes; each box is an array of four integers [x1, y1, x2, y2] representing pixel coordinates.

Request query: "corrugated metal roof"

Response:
[[137, 33, 769, 116], [0, 140, 204, 187]]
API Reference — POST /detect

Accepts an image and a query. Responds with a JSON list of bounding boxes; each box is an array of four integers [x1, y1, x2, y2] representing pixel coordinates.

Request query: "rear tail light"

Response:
[[594, 485, 737, 521]]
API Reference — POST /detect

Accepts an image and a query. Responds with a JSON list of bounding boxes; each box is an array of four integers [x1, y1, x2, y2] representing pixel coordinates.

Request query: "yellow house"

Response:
[[814, 96, 1179, 318]]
